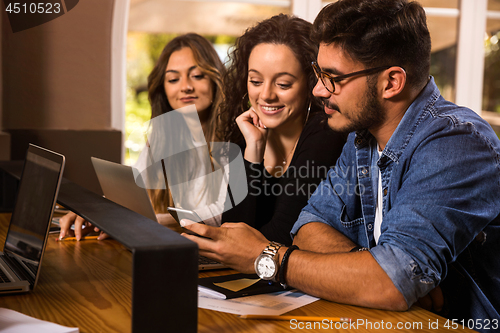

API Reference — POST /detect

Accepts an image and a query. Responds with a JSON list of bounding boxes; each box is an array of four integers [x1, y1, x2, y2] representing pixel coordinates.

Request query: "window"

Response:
[[484, 0, 500, 113]]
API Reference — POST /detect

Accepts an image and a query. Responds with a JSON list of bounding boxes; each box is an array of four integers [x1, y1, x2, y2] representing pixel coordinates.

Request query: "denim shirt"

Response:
[[291, 77, 500, 323]]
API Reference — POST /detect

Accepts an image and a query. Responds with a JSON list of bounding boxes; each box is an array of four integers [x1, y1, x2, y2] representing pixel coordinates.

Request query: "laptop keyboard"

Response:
[[2, 254, 34, 286], [0, 269, 11, 283], [198, 255, 220, 265], [23, 261, 38, 276]]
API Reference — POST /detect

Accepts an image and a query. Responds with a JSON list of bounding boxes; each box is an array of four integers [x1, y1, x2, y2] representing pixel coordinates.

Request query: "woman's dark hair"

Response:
[[312, 0, 431, 89], [147, 33, 225, 143], [220, 14, 321, 144]]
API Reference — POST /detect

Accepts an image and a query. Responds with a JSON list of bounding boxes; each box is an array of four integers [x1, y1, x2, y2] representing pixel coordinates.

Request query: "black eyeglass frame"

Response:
[[312, 62, 393, 93]]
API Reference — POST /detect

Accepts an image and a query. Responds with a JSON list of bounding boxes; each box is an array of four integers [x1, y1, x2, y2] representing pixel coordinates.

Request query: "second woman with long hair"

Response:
[[218, 14, 346, 245]]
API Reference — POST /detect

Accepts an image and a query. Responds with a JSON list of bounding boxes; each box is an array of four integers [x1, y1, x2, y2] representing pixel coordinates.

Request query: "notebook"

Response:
[[198, 273, 284, 299], [90, 157, 226, 271], [0, 144, 65, 294]]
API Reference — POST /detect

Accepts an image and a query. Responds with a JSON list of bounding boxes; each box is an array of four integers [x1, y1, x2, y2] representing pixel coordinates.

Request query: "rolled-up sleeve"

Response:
[[292, 118, 500, 309], [290, 142, 359, 239], [291, 210, 331, 237], [371, 121, 500, 307], [370, 242, 440, 307]]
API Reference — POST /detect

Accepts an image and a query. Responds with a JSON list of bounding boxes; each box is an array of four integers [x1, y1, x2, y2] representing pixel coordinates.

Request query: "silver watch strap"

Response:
[[262, 241, 283, 257]]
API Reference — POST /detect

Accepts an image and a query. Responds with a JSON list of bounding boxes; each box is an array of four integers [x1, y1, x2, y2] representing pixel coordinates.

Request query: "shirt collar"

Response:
[[358, 76, 441, 164]]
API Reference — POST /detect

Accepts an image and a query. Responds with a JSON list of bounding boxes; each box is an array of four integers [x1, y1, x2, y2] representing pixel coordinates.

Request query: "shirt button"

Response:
[[359, 168, 369, 176], [355, 138, 363, 145], [383, 188, 388, 196], [367, 224, 373, 230]]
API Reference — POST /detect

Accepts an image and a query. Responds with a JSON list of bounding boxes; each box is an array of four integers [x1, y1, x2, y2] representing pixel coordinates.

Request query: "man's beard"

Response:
[[323, 81, 386, 134]]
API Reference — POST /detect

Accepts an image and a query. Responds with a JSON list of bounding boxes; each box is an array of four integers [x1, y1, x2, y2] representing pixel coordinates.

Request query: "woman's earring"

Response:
[[241, 92, 251, 111], [304, 102, 311, 125]]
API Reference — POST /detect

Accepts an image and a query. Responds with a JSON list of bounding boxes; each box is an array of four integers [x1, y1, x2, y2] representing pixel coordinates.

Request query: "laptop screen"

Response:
[[4, 146, 64, 263]]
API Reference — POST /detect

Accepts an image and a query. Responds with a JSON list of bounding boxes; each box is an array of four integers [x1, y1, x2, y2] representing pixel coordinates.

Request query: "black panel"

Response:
[[7, 129, 122, 195], [0, 162, 198, 332]]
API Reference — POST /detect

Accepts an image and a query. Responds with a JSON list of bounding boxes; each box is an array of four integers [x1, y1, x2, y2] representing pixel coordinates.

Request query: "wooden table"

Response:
[[0, 213, 475, 332]]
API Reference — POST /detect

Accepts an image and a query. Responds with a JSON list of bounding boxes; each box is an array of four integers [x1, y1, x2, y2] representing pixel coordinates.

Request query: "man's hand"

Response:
[[415, 286, 444, 312], [180, 221, 269, 273]]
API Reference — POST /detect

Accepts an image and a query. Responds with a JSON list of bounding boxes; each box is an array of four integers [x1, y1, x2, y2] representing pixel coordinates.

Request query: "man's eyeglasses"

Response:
[[312, 62, 392, 94]]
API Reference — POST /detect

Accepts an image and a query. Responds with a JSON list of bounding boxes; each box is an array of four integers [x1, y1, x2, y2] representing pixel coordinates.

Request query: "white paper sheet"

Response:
[[0, 308, 79, 333], [198, 289, 319, 316]]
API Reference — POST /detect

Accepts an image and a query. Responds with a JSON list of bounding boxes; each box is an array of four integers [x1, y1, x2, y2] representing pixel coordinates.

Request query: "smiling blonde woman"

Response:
[[145, 34, 226, 224], [58, 34, 227, 239]]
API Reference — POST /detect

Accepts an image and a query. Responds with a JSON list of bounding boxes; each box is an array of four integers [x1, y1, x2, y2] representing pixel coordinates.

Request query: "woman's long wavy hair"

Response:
[[220, 14, 321, 145], [146, 33, 225, 213], [147, 33, 226, 144]]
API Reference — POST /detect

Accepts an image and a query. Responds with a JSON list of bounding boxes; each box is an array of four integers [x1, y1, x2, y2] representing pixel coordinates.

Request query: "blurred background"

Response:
[[1, 0, 499, 197], [124, 0, 500, 164]]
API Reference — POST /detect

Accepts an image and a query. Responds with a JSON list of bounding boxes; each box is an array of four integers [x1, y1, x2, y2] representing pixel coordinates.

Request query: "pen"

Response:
[[57, 236, 100, 241], [238, 315, 351, 322]]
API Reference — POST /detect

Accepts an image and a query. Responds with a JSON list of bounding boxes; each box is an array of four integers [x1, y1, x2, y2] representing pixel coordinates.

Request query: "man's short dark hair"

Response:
[[312, 0, 431, 89]]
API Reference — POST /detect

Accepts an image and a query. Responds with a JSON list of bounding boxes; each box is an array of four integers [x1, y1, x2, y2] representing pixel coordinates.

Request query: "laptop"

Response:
[[0, 144, 65, 294], [91, 157, 226, 271], [91, 157, 158, 222]]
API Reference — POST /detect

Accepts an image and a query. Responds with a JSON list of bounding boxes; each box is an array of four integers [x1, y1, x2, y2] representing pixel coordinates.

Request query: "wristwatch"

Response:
[[254, 241, 283, 281]]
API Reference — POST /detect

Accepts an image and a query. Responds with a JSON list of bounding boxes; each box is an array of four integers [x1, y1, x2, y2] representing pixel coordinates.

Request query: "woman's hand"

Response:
[[58, 211, 110, 241], [156, 213, 179, 227], [236, 108, 268, 163]]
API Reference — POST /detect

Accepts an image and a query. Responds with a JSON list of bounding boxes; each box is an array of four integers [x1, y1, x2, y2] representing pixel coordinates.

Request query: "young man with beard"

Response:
[[182, 0, 500, 324]]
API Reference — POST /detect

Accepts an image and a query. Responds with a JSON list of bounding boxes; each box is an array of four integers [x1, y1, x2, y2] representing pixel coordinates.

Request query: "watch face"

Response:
[[256, 255, 276, 279]]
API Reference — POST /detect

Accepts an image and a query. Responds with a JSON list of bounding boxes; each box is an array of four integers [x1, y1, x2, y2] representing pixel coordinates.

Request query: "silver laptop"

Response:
[[91, 157, 226, 271], [91, 157, 157, 222], [0, 144, 65, 294]]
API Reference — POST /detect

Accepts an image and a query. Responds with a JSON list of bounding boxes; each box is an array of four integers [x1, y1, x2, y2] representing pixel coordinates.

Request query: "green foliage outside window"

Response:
[[484, 29, 500, 113]]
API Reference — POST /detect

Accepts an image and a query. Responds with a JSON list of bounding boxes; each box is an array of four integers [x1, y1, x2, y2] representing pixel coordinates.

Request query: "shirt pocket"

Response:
[[339, 204, 364, 228]]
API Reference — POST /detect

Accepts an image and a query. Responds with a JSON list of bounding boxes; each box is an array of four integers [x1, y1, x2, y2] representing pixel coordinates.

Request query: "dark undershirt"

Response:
[[221, 113, 346, 245]]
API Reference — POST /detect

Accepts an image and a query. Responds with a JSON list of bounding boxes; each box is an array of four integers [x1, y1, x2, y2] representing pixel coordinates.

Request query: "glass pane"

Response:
[[419, 0, 458, 8], [428, 13, 458, 103], [489, 0, 500, 11], [323, 0, 459, 8], [128, 1, 289, 36], [125, 1, 290, 164], [483, 20, 500, 112]]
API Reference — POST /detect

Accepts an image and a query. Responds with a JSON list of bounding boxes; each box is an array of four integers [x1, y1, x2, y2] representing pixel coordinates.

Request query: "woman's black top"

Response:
[[222, 113, 346, 245]]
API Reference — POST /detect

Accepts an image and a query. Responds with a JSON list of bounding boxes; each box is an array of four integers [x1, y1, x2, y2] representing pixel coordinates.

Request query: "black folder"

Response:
[[198, 273, 284, 299]]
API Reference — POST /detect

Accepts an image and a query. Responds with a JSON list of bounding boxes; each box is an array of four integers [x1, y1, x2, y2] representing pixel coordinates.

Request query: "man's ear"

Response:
[[381, 67, 407, 99]]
